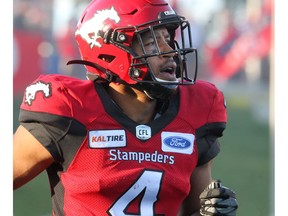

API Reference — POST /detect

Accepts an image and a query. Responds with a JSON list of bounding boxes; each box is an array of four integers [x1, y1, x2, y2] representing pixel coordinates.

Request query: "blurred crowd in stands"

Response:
[[13, 0, 272, 95]]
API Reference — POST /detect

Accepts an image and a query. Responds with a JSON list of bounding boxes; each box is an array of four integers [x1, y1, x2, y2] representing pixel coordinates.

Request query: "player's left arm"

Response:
[[178, 159, 213, 216], [177, 159, 238, 216]]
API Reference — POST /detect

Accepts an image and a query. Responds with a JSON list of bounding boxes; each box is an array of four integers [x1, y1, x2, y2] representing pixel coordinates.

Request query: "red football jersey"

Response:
[[19, 74, 227, 216]]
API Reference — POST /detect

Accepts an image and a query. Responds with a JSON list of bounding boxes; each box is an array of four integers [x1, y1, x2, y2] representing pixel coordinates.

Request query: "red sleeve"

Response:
[[207, 86, 227, 124], [179, 81, 228, 166], [20, 74, 96, 120]]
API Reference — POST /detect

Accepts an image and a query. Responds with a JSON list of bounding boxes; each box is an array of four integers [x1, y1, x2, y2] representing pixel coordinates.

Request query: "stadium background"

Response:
[[13, 0, 273, 215]]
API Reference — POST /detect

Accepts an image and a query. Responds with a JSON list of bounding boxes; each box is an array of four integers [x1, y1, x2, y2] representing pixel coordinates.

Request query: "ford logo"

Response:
[[163, 136, 191, 149]]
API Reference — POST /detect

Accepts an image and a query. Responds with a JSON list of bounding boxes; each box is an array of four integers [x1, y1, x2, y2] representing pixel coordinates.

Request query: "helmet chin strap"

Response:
[[154, 77, 179, 90], [67, 59, 125, 83], [133, 82, 178, 100]]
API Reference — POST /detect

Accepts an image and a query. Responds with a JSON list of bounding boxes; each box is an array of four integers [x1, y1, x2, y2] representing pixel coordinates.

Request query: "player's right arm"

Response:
[[13, 125, 54, 190]]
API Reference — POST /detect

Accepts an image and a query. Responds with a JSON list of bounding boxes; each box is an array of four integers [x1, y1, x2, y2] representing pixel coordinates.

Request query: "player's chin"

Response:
[[161, 83, 179, 99]]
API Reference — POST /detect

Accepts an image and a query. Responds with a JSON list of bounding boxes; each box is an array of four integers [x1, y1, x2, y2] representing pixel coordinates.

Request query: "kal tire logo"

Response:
[[75, 7, 120, 48], [24, 81, 51, 106], [136, 125, 151, 140], [89, 129, 126, 148]]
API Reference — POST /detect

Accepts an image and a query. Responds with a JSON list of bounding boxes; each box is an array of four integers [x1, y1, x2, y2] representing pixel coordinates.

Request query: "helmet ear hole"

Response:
[[98, 54, 115, 63]]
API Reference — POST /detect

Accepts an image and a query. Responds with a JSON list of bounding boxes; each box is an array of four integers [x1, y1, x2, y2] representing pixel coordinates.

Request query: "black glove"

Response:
[[199, 180, 238, 216]]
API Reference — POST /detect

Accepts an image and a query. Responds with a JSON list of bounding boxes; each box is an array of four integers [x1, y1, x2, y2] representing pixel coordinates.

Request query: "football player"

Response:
[[13, 0, 238, 215]]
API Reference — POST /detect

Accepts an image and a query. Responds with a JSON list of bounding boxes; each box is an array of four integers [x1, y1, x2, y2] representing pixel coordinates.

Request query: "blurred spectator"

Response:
[[52, 0, 90, 79], [171, 0, 272, 84]]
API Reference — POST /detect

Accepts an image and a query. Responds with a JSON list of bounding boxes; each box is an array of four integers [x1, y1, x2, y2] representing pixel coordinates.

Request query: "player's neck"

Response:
[[107, 83, 157, 124]]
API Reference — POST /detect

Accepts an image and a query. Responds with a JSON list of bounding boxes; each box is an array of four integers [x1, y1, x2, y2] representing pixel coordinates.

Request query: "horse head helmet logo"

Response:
[[75, 7, 120, 48]]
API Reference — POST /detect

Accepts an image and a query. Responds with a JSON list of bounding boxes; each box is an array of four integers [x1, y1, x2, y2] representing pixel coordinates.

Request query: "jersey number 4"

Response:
[[108, 170, 164, 216]]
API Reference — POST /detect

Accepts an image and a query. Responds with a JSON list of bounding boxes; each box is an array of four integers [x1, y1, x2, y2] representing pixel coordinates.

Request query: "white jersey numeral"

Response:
[[108, 170, 163, 216]]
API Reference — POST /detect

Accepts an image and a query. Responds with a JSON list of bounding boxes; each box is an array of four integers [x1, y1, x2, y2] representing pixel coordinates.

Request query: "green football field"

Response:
[[13, 89, 272, 216]]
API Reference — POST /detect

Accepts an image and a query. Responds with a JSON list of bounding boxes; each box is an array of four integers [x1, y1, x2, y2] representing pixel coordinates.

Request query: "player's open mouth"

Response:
[[160, 62, 177, 75], [160, 67, 175, 74], [156, 64, 178, 83]]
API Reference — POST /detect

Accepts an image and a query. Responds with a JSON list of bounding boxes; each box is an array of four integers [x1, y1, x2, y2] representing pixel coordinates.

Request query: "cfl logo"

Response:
[[136, 125, 151, 140]]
